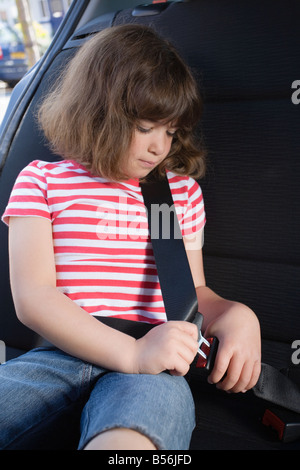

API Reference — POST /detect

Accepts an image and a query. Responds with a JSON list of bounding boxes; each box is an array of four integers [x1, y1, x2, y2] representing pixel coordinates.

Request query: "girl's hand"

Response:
[[134, 321, 199, 376], [205, 304, 261, 393]]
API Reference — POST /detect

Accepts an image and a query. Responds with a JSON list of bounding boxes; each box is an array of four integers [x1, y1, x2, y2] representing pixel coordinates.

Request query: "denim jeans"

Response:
[[0, 347, 195, 450]]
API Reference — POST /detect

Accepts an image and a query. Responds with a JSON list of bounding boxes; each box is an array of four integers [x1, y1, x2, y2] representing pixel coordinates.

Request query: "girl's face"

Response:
[[121, 120, 178, 180]]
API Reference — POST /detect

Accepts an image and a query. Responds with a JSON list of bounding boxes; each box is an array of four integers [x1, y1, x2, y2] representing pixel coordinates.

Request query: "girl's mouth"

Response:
[[139, 159, 156, 168]]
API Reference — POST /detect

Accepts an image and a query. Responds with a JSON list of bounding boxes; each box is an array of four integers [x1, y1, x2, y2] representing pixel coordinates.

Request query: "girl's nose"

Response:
[[148, 133, 170, 156]]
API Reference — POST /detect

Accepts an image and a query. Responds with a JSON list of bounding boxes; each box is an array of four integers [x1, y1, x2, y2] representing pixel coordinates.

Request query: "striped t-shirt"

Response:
[[2, 159, 206, 324]]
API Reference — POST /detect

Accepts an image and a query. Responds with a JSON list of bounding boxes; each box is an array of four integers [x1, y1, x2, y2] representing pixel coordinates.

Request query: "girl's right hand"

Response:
[[133, 321, 199, 376]]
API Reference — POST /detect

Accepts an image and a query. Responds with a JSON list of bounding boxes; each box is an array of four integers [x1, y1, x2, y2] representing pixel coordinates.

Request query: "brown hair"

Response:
[[38, 24, 206, 181]]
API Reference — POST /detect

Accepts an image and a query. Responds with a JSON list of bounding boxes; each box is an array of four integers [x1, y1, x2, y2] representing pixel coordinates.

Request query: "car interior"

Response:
[[0, 0, 299, 450]]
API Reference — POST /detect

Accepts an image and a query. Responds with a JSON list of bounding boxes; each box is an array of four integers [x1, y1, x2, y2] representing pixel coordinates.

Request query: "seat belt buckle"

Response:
[[262, 406, 300, 443], [193, 312, 219, 372], [196, 333, 219, 371]]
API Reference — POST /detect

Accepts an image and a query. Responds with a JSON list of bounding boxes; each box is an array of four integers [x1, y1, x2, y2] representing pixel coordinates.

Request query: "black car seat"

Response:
[[0, 0, 299, 449]]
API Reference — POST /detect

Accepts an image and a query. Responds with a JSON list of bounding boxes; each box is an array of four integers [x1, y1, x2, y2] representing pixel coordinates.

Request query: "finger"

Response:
[[165, 329, 198, 367], [229, 359, 261, 393], [166, 322, 199, 354], [171, 321, 199, 340], [167, 333, 198, 375], [179, 332, 199, 357], [246, 360, 261, 390], [227, 360, 254, 393], [208, 348, 230, 385], [178, 341, 199, 365], [168, 354, 191, 376], [215, 354, 243, 392]]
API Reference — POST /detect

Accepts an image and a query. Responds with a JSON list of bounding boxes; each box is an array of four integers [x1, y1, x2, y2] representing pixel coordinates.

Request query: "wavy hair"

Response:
[[38, 24, 206, 180]]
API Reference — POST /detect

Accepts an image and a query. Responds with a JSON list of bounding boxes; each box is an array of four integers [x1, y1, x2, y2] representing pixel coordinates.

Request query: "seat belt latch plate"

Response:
[[196, 335, 219, 371], [192, 312, 219, 372]]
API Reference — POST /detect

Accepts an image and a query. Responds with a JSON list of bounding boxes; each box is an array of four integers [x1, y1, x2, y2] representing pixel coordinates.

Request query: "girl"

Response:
[[0, 24, 261, 450]]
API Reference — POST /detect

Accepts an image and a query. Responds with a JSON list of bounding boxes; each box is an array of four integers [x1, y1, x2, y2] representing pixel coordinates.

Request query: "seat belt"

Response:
[[140, 176, 198, 324], [140, 176, 300, 439]]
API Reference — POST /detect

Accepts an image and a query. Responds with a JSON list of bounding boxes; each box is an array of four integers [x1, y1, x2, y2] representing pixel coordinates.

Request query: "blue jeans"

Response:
[[0, 347, 195, 450]]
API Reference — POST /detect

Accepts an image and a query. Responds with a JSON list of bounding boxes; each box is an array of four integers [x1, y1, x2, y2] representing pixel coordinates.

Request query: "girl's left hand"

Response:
[[205, 304, 261, 393]]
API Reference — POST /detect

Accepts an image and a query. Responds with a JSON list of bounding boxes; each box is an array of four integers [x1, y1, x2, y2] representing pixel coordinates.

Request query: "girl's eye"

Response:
[[167, 130, 178, 138], [136, 124, 178, 137], [136, 125, 151, 134]]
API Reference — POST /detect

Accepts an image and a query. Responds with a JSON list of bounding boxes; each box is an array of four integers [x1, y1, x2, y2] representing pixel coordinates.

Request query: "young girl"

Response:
[[0, 24, 261, 450]]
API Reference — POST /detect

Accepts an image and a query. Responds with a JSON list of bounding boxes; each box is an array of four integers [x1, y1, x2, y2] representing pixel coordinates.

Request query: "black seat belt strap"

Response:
[[253, 363, 300, 413], [140, 177, 198, 323]]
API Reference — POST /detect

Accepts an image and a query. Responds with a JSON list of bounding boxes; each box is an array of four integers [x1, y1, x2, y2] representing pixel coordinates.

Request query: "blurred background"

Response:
[[0, 0, 72, 124]]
